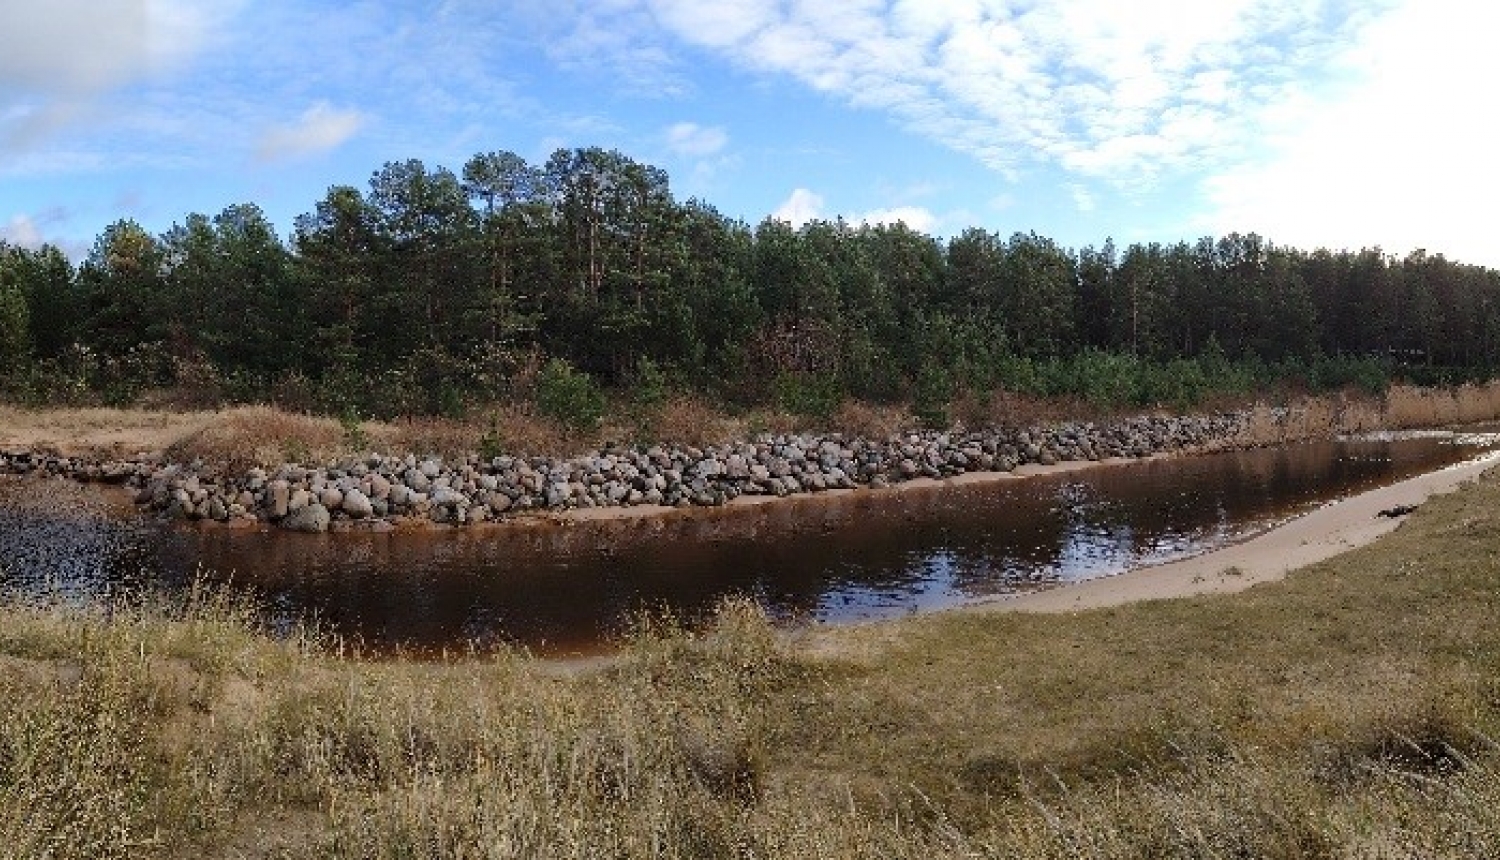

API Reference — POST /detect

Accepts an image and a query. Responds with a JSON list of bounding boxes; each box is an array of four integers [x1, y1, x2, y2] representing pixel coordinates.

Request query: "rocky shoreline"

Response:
[[0, 413, 1250, 532]]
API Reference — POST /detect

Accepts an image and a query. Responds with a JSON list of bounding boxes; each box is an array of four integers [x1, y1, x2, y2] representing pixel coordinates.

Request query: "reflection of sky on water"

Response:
[[805, 438, 1495, 626], [2, 435, 1496, 655]]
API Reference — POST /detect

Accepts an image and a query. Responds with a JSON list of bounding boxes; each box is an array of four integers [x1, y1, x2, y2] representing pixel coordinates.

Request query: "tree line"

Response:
[[3, 146, 1499, 424]]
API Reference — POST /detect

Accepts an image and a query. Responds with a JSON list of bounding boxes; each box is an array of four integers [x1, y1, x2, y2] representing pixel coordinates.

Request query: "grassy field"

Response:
[[6, 469, 1500, 856]]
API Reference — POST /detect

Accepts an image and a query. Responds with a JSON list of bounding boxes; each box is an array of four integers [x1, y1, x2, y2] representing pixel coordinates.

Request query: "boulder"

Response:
[[281, 503, 331, 533], [287, 488, 311, 513], [341, 488, 374, 519]]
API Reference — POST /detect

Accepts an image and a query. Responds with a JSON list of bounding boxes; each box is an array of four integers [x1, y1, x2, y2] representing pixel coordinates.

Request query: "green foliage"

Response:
[[477, 414, 506, 461], [628, 355, 669, 412], [0, 282, 30, 365], [535, 358, 605, 432], [773, 371, 842, 423], [1305, 355, 1392, 394], [339, 408, 368, 451], [1139, 359, 1211, 410], [10, 148, 1500, 420], [912, 362, 953, 429]]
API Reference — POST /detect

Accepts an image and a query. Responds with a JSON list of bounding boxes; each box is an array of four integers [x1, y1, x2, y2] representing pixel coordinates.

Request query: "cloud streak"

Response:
[[255, 103, 367, 162], [665, 122, 728, 157], [625, 1, 1381, 191]]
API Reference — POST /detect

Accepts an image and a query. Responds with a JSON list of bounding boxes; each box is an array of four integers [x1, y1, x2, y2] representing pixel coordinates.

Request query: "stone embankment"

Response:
[[0, 414, 1248, 532]]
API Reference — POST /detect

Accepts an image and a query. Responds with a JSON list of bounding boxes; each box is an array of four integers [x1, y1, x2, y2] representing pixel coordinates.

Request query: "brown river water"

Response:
[[0, 433, 1494, 657]]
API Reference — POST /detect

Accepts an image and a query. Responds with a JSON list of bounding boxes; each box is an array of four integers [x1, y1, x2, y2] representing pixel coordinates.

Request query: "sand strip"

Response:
[[972, 450, 1500, 614]]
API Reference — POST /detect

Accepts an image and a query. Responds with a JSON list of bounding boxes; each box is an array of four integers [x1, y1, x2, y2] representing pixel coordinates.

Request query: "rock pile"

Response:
[[1, 413, 1248, 532]]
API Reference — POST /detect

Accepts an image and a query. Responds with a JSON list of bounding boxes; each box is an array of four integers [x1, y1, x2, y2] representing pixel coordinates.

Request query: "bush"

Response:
[[773, 372, 842, 424], [1140, 358, 1210, 410], [535, 358, 605, 432], [628, 356, 669, 413], [911, 362, 953, 429], [477, 413, 505, 461]]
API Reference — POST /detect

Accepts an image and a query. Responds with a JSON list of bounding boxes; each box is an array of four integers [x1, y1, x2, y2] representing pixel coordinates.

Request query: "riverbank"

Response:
[[975, 446, 1500, 613], [0, 410, 1247, 532], [8, 383, 1500, 535], [7, 461, 1500, 857]]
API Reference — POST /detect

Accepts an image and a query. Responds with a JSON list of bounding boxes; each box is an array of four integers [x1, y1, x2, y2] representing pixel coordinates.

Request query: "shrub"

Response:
[[477, 414, 505, 461], [535, 358, 605, 432], [772, 371, 842, 424], [629, 356, 669, 412], [911, 362, 953, 429]]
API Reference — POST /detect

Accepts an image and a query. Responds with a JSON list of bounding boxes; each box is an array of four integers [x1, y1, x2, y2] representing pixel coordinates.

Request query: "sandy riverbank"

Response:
[[7, 403, 1500, 623], [550, 454, 1159, 524], [969, 449, 1500, 614]]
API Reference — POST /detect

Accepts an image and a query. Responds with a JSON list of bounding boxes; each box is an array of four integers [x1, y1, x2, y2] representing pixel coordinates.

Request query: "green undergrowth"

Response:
[[6, 472, 1500, 856]]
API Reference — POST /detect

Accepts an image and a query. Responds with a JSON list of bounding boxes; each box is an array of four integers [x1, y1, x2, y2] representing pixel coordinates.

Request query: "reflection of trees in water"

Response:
[[2, 437, 1486, 654]]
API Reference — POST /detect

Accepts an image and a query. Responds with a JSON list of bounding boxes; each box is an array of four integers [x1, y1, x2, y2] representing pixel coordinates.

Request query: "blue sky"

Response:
[[3, 0, 1496, 266]]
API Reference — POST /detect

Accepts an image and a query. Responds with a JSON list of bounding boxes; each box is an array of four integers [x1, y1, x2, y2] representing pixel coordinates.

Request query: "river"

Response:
[[0, 433, 1493, 656]]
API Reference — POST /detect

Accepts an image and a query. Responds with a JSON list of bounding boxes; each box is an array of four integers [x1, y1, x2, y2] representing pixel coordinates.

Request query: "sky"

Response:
[[2, 0, 1497, 267]]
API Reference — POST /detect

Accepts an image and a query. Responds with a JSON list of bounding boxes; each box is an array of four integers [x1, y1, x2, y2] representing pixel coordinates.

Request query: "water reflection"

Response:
[[0, 435, 1491, 656]]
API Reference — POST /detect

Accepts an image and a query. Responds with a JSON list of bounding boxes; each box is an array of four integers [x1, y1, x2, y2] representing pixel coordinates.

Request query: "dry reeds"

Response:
[[163, 405, 350, 471], [1385, 380, 1500, 428], [1233, 381, 1500, 448]]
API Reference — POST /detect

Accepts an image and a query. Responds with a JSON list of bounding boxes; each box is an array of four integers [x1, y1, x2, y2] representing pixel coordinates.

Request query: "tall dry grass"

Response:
[[14, 378, 1500, 473], [1231, 381, 1500, 448], [9, 465, 1500, 855], [1385, 380, 1500, 429]]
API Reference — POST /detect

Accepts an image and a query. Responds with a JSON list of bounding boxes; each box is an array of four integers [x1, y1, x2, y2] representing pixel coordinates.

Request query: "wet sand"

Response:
[[972, 450, 1500, 614]]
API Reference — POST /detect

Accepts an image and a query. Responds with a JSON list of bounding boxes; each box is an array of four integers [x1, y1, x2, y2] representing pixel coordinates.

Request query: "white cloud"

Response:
[[1202, 0, 1500, 266], [665, 122, 728, 157], [1069, 184, 1096, 214], [255, 102, 366, 162], [769, 191, 937, 233], [772, 188, 824, 227], [0, 0, 234, 150], [0, 214, 44, 248], [629, 0, 1371, 190], [859, 206, 937, 233], [1, 208, 82, 255]]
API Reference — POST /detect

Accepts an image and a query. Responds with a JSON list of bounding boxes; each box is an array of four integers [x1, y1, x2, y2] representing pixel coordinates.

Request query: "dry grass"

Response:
[[164, 406, 352, 472], [1231, 383, 1500, 448], [379, 405, 561, 461], [1386, 380, 1500, 429], [950, 388, 1081, 429], [7, 467, 1500, 855], [0, 405, 218, 459], [829, 399, 909, 440], [631, 393, 747, 447], [10, 379, 1500, 473]]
